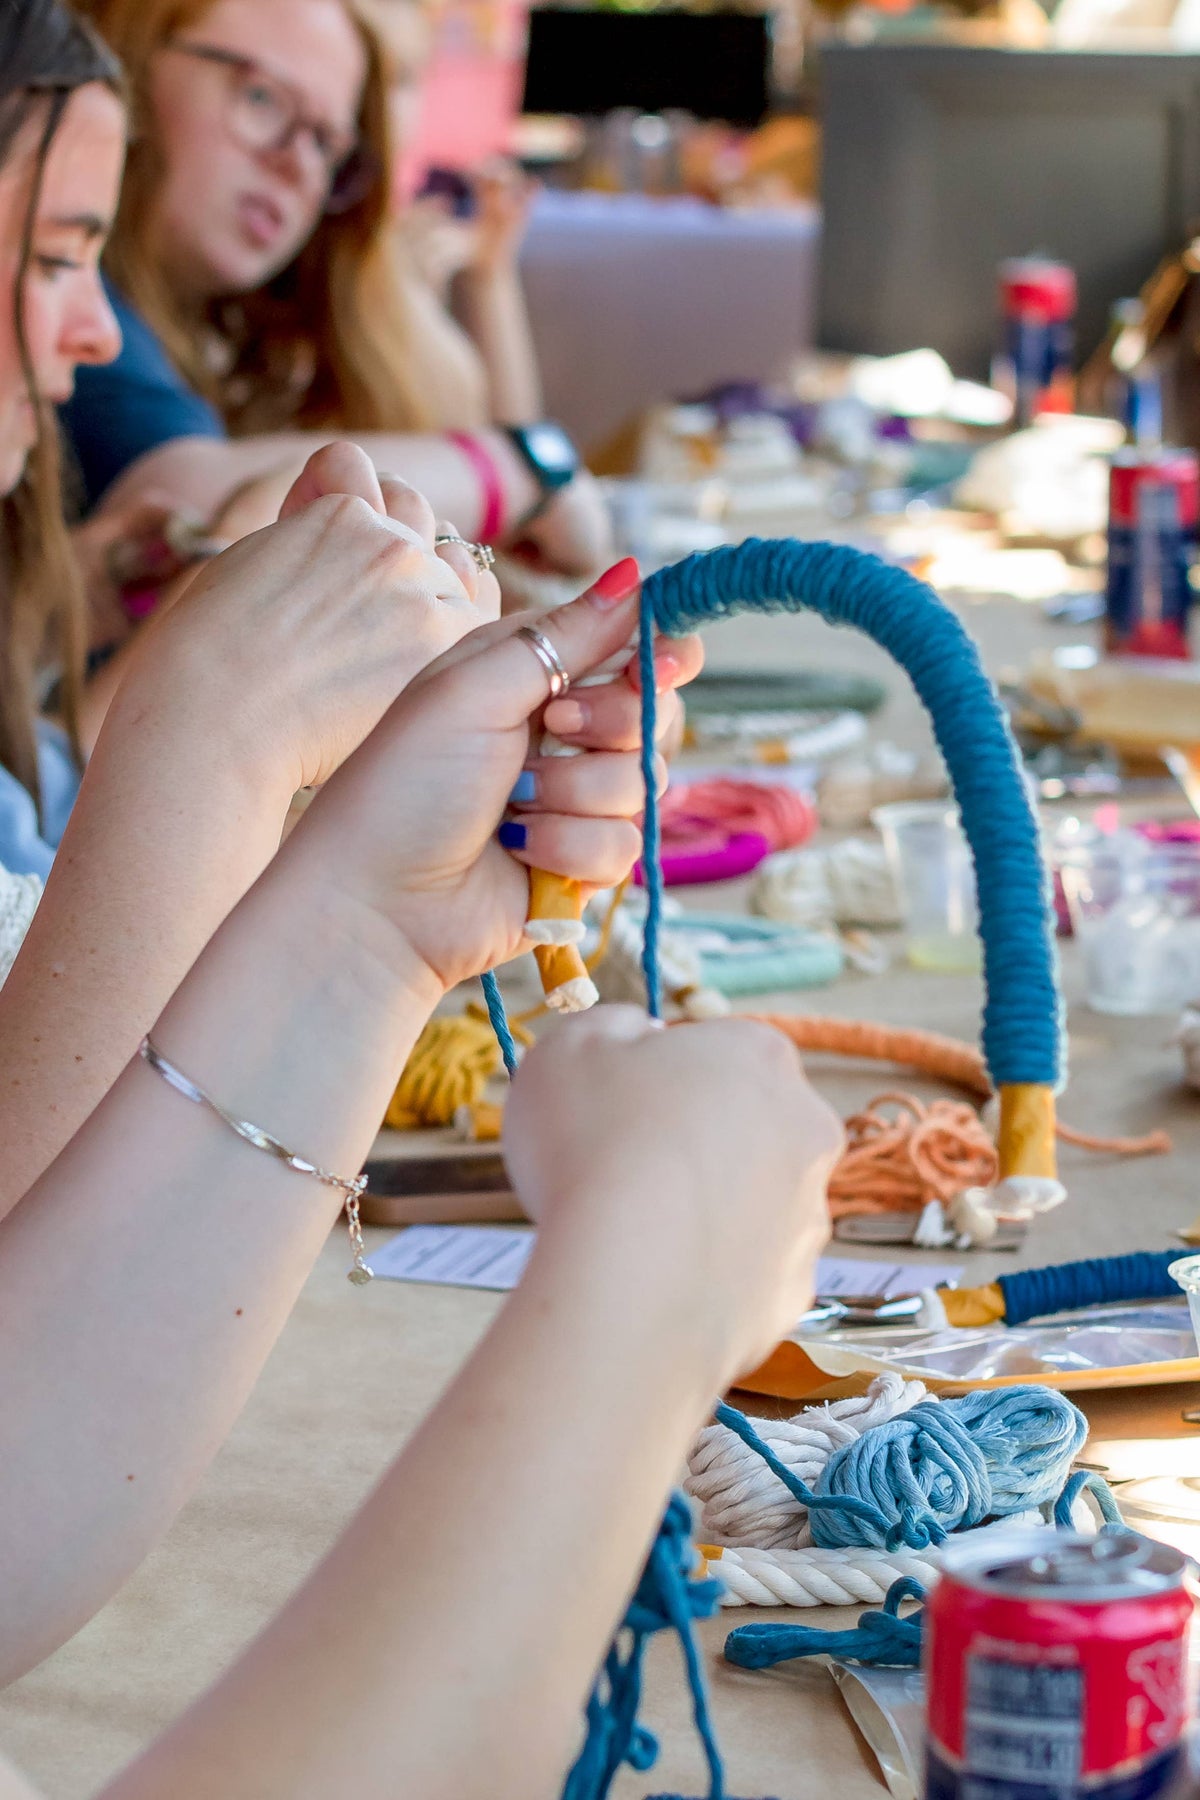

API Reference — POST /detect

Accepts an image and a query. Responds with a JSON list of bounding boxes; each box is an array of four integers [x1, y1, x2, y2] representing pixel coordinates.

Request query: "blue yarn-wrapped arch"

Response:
[[641, 539, 1061, 1092]]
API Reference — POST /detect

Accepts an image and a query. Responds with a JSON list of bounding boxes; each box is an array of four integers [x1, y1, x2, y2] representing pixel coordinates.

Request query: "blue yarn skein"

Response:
[[640, 540, 1060, 1090], [716, 1386, 1087, 1553], [998, 1250, 1184, 1326]]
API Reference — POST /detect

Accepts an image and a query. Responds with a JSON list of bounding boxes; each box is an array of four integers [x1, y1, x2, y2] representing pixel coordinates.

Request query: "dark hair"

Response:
[[0, 0, 122, 819]]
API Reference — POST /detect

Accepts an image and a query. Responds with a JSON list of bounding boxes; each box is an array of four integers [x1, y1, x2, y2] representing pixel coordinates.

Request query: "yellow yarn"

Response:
[[940, 1281, 1006, 1328], [385, 1014, 506, 1130]]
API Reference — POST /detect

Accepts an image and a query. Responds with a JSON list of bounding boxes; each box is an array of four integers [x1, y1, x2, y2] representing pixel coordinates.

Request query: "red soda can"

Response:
[[1105, 448, 1199, 660], [996, 259, 1077, 427], [926, 1529, 1194, 1800]]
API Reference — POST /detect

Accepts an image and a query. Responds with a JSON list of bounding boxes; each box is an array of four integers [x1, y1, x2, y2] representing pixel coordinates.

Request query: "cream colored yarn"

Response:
[[0, 865, 41, 988]]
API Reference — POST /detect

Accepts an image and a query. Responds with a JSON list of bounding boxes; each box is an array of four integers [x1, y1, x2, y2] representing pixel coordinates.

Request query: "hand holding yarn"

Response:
[[277, 578, 668, 995], [128, 443, 500, 802], [502, 1005, 842, 1388]]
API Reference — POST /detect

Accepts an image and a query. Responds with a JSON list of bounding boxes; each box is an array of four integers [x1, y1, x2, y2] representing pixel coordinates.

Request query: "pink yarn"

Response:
[[659, 778, 817, 854], [632, 778, 817, 888]]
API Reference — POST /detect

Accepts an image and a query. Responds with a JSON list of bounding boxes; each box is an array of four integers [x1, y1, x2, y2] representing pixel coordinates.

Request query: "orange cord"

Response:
[[750, 1013, 1172, 1162], [828, 1091, 998, 1219]]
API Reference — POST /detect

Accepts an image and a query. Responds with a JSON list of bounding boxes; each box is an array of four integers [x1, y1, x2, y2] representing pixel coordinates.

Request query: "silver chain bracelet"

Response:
[[139, 1036, 374, 1284]]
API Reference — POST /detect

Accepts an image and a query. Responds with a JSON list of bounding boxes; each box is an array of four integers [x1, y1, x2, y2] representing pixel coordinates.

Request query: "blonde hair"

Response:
[[77, 0, 440, 436]]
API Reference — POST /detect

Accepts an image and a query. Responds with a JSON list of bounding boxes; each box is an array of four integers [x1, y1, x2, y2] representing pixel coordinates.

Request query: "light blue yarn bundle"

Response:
[[475, 539, 1070, 1800], [714, 1386, 1088, 1553]]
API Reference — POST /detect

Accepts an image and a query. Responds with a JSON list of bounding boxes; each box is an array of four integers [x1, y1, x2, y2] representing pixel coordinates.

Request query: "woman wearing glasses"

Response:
[[61, 0, 609, 594]]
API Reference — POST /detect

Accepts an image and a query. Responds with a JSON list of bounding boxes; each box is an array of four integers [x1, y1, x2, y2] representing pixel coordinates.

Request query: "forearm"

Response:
[[102, 431, 541, 542], [0, 858, 441, 1681], [453, 268, 544, 424], [0, 666, 294, 1215], [103, 1212, 719, 1800]]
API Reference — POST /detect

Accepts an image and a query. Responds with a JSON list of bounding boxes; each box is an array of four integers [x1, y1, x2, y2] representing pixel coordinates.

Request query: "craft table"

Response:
[[1, 592, 1198, 1800]]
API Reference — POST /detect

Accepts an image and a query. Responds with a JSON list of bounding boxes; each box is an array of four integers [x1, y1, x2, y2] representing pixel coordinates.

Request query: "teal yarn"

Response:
[[562, 1493, 726, 1800], [671, 913, 843, 995], [640, 540, 1061, 1085], [725, 1575, 927, 1674], [998, 1250, 1184, 1327], [714, 1386, 1087, 1553], [479, 970, 520, 1076], [478, 540, 1068, 1800]]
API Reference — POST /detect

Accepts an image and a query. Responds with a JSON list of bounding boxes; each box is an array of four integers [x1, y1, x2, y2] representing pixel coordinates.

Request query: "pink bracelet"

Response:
[[447, 431, 506, 542]]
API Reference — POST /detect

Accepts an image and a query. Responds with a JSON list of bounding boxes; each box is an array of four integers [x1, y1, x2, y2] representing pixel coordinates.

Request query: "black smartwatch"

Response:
[[504, 422, 580, 522]]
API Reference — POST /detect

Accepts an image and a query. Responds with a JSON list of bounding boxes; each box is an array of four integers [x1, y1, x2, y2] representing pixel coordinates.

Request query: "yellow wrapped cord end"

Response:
[[528, 870, 597, 1011], [996, 1083, 1057, 1181], [941, 1281, 1006, 1328]]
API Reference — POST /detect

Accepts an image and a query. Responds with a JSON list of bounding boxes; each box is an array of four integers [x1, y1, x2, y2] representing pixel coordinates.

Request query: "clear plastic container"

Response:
[[1059, 838, 1200, 1015], [1170, 1253, 1200, 1356], [873, 800, 980, 972]]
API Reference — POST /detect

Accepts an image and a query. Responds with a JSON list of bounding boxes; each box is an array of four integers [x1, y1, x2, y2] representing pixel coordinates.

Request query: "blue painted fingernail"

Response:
[[498, 820, 527, 850], [509, 770, 537, 804]]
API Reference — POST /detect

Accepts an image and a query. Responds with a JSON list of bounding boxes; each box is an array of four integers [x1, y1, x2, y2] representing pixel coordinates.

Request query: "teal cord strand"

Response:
[[638, 581, 664, 1020], [479, 970, 520, 1077]]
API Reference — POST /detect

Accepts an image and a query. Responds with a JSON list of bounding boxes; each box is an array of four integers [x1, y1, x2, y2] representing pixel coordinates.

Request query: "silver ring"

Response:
[[516, 625, 571, 700], [434, 532, 496, 573]]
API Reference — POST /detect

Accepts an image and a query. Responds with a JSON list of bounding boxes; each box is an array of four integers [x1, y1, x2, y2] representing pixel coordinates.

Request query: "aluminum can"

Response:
[[996, 258, 1077, 426], [1105, 448, 1199, 659], [925, 1528, 1194, 1800]]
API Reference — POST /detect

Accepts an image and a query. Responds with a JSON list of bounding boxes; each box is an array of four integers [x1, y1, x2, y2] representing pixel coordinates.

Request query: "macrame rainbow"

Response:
[[520, 538, 1062, 1187]]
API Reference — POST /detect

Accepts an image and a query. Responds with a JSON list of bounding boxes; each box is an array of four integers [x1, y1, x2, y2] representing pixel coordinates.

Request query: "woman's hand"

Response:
[[111, 443, 500, 800], [284, 567, 702, 991], [505, 1006, 842, 1387], [468, 160, 536, 278], [509, 469, 615, 579]]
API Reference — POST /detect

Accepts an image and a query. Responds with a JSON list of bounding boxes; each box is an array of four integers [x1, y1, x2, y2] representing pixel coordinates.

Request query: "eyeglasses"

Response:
[[164, 40, 380, 215]]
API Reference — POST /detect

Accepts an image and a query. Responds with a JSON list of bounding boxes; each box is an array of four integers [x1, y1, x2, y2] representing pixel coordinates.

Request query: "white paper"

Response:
[[368, 1225, 959, 1300], [813, 1256, 961, 1299], [368, 1224, 535, 1290]]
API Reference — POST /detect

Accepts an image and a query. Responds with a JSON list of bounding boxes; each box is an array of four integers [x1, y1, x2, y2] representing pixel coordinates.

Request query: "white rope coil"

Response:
[[712, 1543, 940, 1608], [686, 1372, 929, 1550], [752, 838, 901, 932], [711, 1514, 1051, 1608]]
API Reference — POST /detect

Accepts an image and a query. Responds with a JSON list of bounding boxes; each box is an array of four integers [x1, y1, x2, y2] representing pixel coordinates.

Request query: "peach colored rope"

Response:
[[827, 1091, 997, 1219], [750, 1013, 1171, 1161]]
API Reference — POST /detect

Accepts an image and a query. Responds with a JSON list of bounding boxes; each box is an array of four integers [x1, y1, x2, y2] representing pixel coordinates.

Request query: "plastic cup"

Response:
[[1058, 839, 1200, 1015], [872, 800, 980, 973], [1169, 1254, 1200, 1356]]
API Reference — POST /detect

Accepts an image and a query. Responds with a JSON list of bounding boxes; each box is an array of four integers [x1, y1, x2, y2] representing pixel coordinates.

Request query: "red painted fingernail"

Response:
[[588, 557, 640, 609]]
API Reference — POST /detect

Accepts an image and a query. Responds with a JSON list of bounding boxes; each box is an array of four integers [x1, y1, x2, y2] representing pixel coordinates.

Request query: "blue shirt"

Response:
[[0, 723, 82, 879], [60, 279, 225, 512]]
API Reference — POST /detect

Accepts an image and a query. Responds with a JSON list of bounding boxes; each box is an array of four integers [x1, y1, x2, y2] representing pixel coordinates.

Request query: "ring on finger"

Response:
[[434, 532, 496, 573], [516, 624, 571, 701]]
